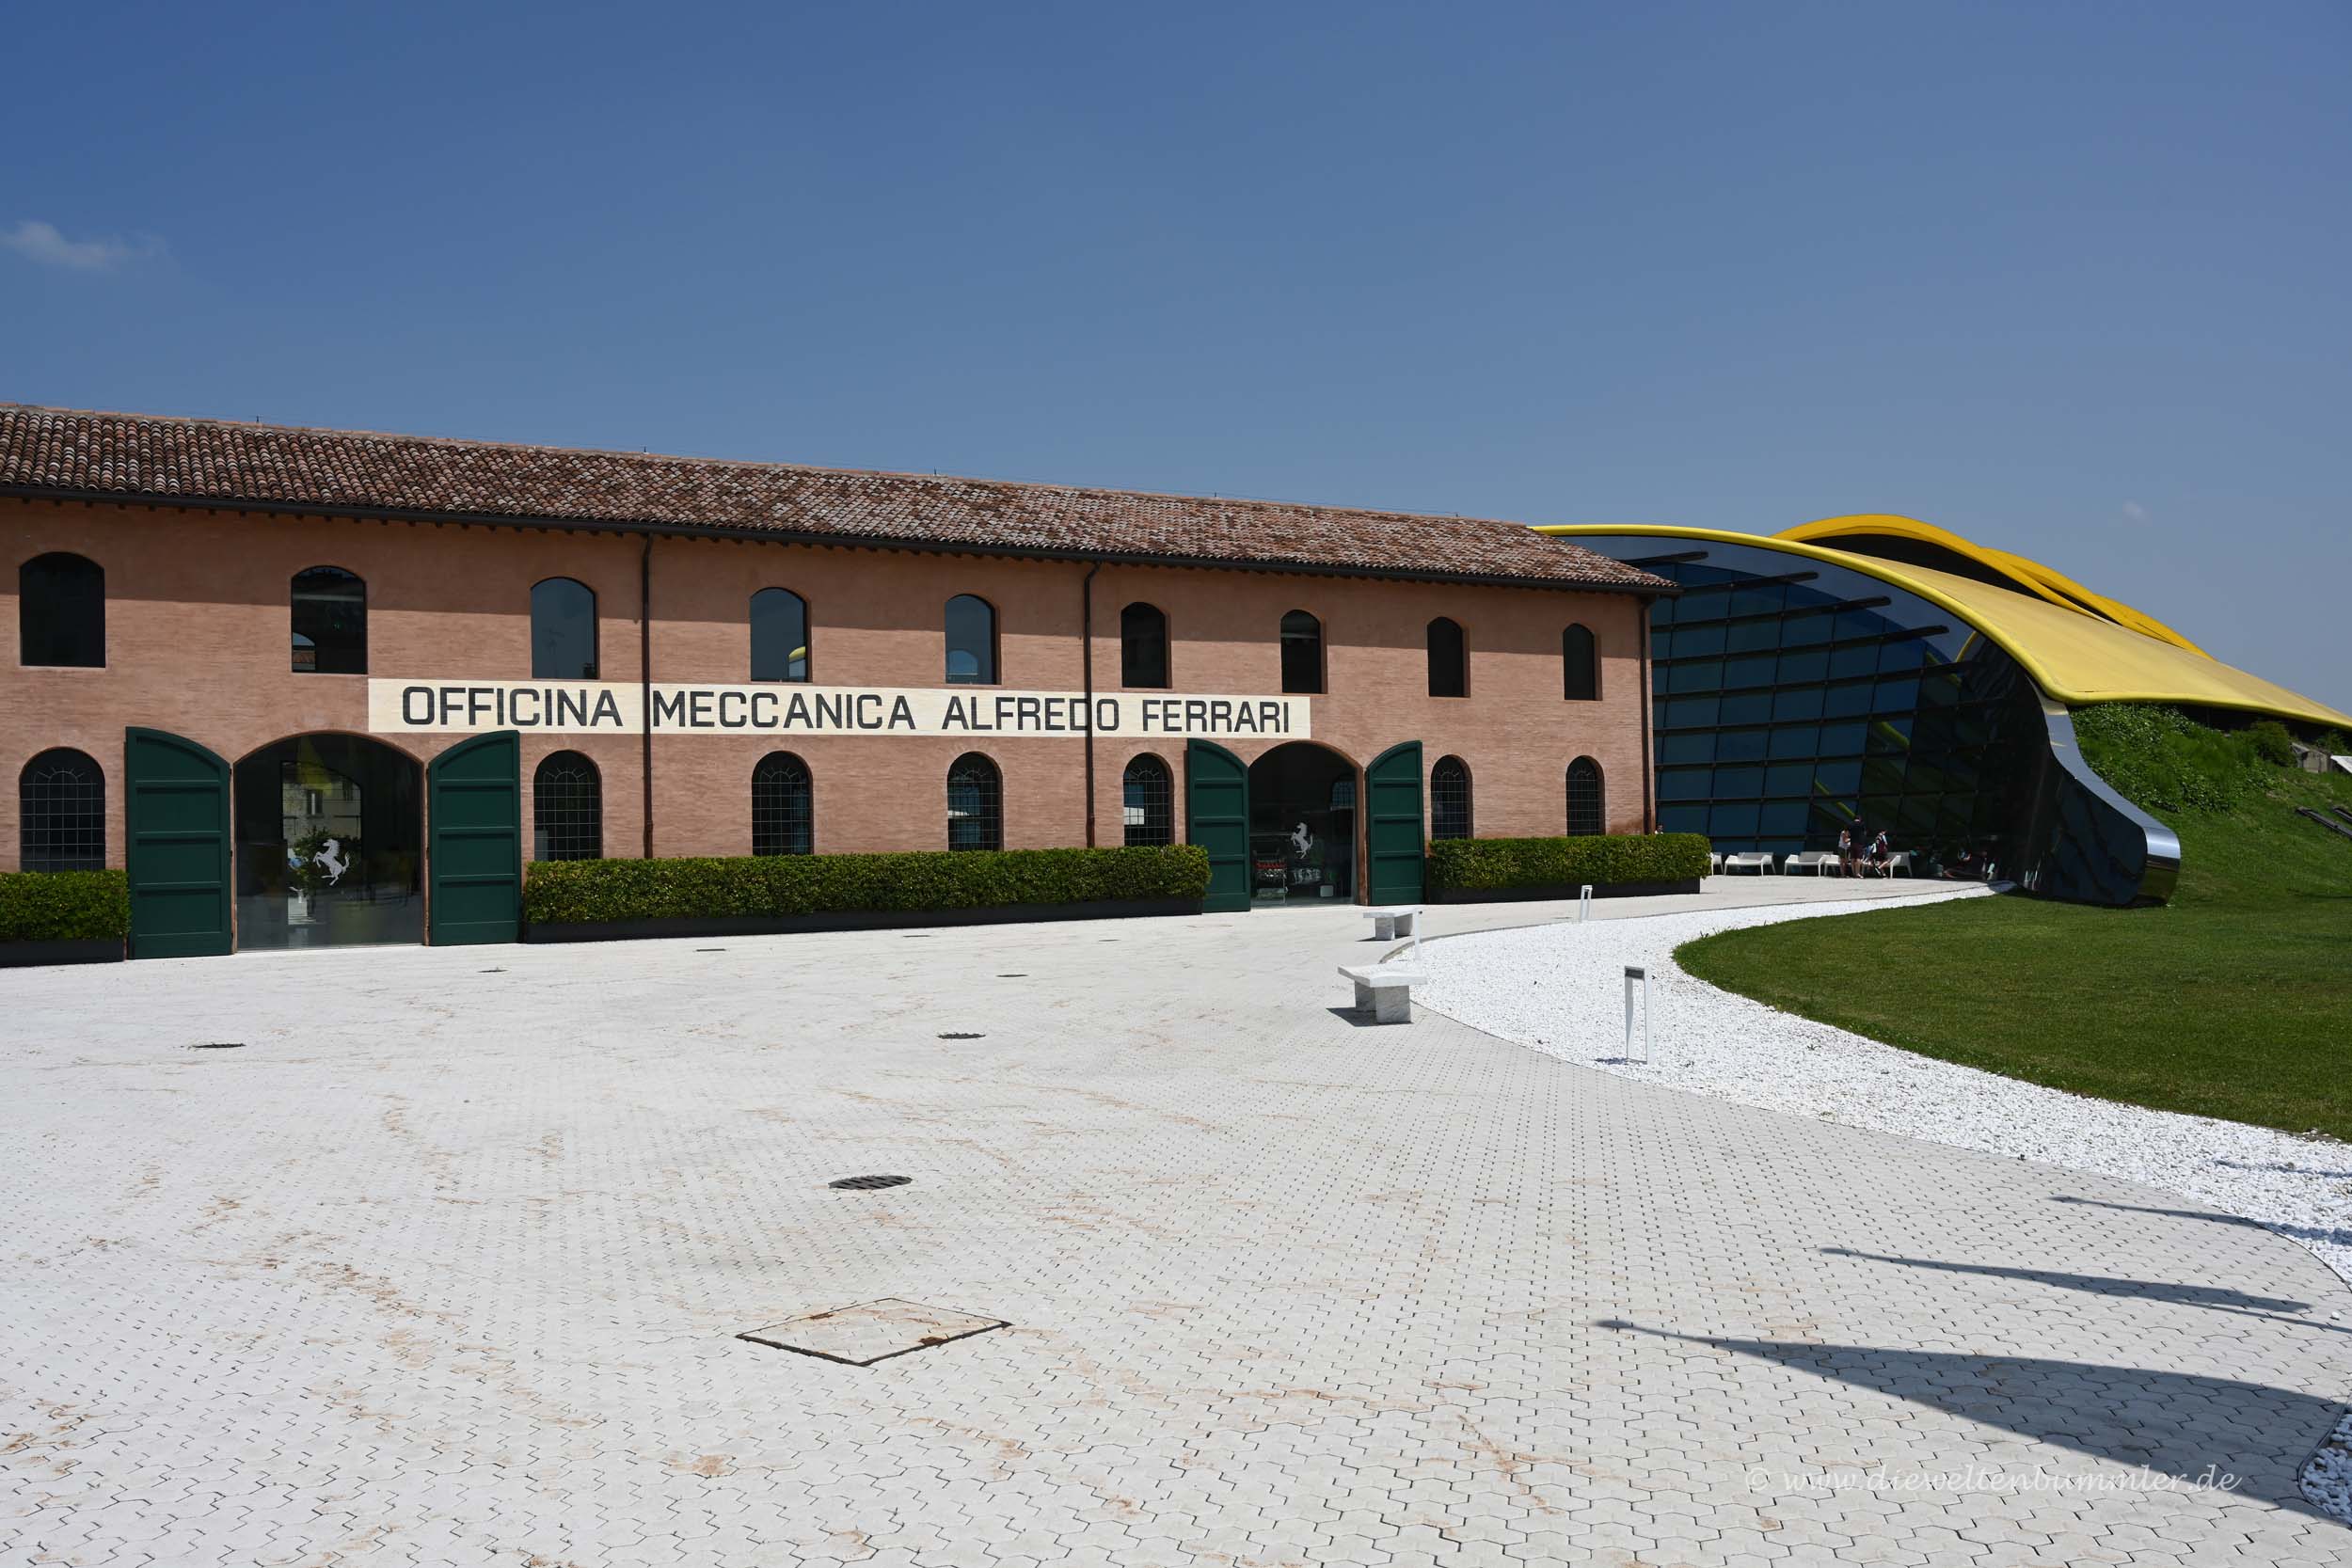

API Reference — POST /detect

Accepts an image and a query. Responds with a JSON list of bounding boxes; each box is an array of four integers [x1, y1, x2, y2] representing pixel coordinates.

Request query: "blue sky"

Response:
[[5, 2, 2347, 710]]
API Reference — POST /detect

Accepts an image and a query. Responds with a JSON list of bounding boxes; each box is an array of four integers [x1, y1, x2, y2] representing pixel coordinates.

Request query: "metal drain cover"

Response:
[[738, 1298, 1007, 1366], [829, 1174, 912, 1191]]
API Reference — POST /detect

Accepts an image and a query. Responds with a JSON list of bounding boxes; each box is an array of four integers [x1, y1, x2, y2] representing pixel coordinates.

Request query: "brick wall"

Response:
[[2, 499, 1655, 894]]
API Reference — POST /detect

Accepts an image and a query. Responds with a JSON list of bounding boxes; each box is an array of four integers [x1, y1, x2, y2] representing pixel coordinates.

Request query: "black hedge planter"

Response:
[[525, 897, 1203, 944], [1430, 879, 1701, 905], [0, 939, 127, 969]]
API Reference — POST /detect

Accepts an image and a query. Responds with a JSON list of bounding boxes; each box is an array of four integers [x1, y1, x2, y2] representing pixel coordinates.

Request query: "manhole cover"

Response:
[[829, 1174, 913, 1191], [936, 1031, 985, 1040], [738, 1298, 1006, 1366], [186, 1042, 246, 1051]]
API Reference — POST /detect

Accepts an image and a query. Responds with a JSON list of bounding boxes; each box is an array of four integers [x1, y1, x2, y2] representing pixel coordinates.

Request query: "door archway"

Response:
[[233, 734, 423, 949], [1245, 741, 1359, 905]]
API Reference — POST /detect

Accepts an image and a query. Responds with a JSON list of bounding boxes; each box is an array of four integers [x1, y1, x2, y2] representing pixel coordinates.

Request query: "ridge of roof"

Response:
[[0, 404, 1671, 594]]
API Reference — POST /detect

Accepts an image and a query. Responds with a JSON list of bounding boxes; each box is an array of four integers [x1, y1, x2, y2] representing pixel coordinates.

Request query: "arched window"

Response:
[[1562, 623, 1598, 701], [1566, 756, 1605, 836], [19, 553, 104, 668], [532, 752, 602, 861], [946, 594, 997, 685], [1120, 602, 1169, 689], [946, 752, 1002, 850], [750, 588, 810, 682], [1121, 754, 1173, 847], [752, 752, 813, 855], [19, 748, 105, 871], [1279, 610, 1324, 694], [1430, 755, 1472, 841], [532, 578, 598, 680], [291, 566, 367, 674], [1427, 617, 1467, 698]]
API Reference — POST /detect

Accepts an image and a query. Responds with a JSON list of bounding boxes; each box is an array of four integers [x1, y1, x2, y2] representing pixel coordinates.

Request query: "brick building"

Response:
[[2, 406, 1669, 954]]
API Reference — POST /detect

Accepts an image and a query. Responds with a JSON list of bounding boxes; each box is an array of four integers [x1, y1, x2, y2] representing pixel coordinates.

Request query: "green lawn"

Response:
[[1675, 768, 2352, 1141]]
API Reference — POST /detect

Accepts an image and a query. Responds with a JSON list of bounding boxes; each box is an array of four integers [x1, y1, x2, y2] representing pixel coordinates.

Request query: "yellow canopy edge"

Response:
[[1534, 522, 2352, 730]]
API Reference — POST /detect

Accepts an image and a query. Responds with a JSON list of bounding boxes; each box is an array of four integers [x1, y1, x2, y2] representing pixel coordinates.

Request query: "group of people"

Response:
[[1834, 823, 1896, 877]]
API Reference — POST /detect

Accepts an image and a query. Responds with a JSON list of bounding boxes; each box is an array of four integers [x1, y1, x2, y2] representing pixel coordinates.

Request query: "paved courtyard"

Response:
[[4, 884, 2348, 1567]]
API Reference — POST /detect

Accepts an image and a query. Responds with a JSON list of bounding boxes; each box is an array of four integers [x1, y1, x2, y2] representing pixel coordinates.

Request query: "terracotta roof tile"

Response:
[[0, 405, 1669, 594]]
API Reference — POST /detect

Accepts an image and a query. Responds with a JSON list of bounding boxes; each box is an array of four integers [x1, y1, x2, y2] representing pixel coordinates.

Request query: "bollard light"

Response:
[[1579, 883, 1594, 923], [1623, 964, 1652, 1064]]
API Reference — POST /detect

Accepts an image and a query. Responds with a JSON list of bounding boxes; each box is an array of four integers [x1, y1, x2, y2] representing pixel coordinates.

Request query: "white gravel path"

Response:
[[1413, 884, 2352, 1523]]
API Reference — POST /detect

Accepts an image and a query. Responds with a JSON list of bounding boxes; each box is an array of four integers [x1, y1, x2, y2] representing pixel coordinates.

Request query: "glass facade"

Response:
[[1575, 535, 2046, 868]]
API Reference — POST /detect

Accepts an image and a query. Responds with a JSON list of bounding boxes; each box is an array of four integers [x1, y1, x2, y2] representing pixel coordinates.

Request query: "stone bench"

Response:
[[1361, 906, 1422, 942], [1338, 963, 1424, 1024]]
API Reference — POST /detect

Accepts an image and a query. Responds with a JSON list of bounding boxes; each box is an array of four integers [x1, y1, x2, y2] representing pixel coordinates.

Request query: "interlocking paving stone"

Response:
[[0, 888, 2346, 1566]]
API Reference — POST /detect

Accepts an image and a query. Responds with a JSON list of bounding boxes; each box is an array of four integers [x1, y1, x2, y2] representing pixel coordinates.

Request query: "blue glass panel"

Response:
[[1764, 762, 1814, 797], [1878, 639, 1929, 673], [1666, 696, 1720, 729], [1678, 659, 1724, 693], [1658, 768, 1712, 801], [1672, 624, 1726, 658], [1650, 630, 1672, 659], [1874, 676, 1920, 713], [1866, 718, 1914, 755], [1829, 643, 1880, 680], [1720, 692, 1773, 726], [1759, 800, 1809, 837], [1769, 724, 1820, 760], [1660, 732, 1715, 765], [1726, 619, 1781, 654], [1824, 681, 1874, 718], [1715, 765, 1765, 798], [1820, 721, 1867, 757], [1717, 728, 1768, 762], [1731, 582, 1786, 616], [1659, 803, 1707, 833], [1836, 608, 1890, 640], [1723, 654, 1777, 689], [1772, 686, 1825, 721], [1780, 611, 1831, 647], [1708, 802, 1760, 836], [1776, 648, 1829, 686]]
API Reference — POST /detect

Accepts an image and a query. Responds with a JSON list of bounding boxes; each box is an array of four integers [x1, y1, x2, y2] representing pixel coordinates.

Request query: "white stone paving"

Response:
[[2, 890, 2348, 1566], [1415, 883, 2352, 1527]]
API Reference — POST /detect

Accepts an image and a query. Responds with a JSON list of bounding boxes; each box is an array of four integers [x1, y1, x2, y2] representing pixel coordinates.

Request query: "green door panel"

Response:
[[1185, 739, 1250, 914], [1364, 740, 1426, 907], [124, 727, 233, 958], [428, 730, 522, 945]]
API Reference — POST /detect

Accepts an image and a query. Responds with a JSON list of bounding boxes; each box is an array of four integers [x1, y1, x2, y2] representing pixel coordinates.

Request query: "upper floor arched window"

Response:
[[1427, 617, 1466, 698], [1121, 753, 1173, 847], [1430, 755, 1472, 841], [753, 752, 814, 855], [532, 751, 603, 860], [946, 594, 997, 685], [1279, 610, 1324, 694], [532, 578, 598, 680], [1566, 755, 1605, 836], [750, 588, 811, 682], [291, 565, 367, 673], [19, 748, 105, 871], [19, 553, 104, 668], [1562, 623, 1598, 702], [1120, 602, 1169, 689], [947, 752, 1003, 849]]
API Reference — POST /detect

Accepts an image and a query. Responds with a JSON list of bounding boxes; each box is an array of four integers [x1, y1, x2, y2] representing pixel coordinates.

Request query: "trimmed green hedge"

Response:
[[0, 869, 131, 942], [524, 844, 1212, 926], [1425, 832, 1711, 893]]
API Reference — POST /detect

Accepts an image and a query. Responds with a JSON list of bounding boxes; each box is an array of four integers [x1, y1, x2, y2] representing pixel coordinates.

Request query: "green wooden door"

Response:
[[1364, 740, 1426, 906], [1185, 739, 1250, 913], [428, 731, 522, 945], [124, 727, 232, 958]]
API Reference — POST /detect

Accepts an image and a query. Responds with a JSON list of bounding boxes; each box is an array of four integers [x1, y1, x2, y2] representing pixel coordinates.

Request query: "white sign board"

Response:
[[367, 679, 1309, 741]]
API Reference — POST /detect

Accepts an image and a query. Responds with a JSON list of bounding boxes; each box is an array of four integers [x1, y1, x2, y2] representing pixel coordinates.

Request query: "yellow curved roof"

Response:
[[1533, 522, 2352, 730], [1777, 514, 2208, 655]]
